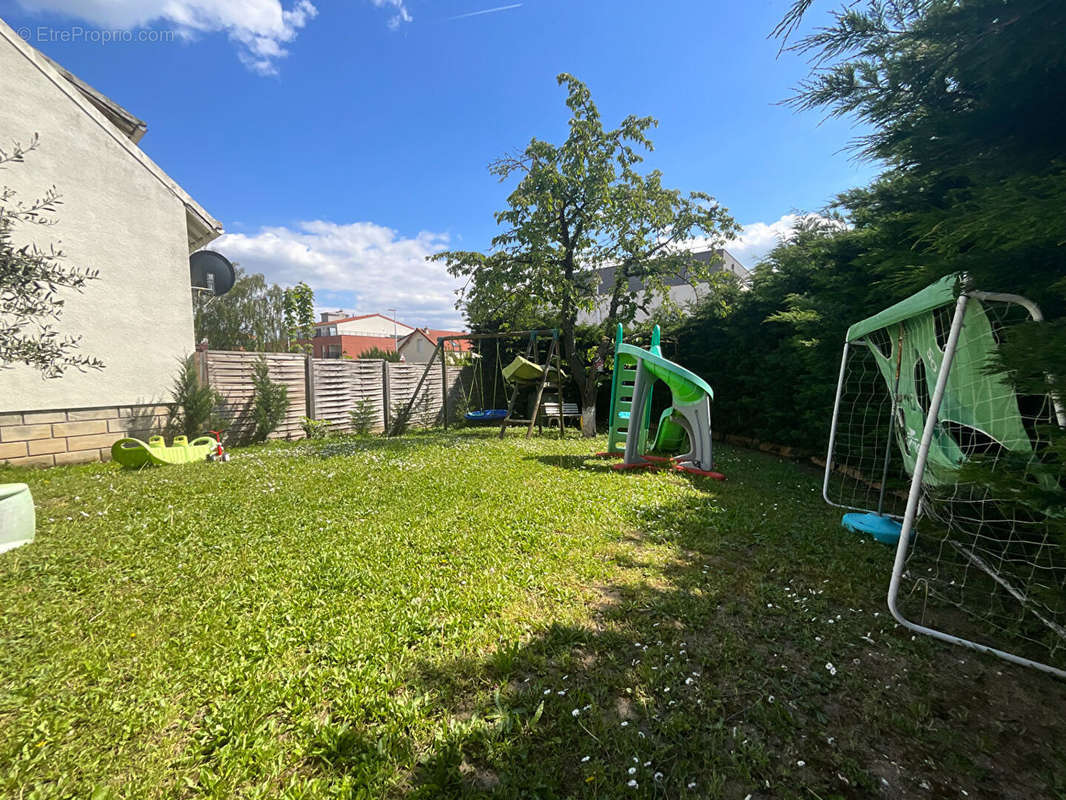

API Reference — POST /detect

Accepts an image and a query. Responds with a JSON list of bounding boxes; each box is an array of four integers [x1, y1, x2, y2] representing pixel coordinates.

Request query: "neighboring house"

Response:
[[397, 329, 472, 364], [0, 18, 223, 467], [577, 248, 750, 325], [311, 312, 415, 359]]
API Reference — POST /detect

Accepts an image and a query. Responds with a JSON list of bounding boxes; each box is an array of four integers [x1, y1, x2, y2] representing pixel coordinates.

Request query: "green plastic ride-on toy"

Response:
[[111, 434, 225, 468]]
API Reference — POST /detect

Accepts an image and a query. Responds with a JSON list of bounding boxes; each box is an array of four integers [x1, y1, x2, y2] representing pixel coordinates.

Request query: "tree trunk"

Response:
[[580, 375, 598, 437]]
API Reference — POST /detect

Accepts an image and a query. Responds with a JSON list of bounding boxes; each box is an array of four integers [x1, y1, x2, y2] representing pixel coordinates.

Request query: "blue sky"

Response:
[[1, 0, 878, 328]]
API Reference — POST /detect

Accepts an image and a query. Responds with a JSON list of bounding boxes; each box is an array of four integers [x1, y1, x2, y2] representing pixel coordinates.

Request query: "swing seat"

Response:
[[465, 409, 509, 423], [842, 512, 903, 545], [501, 355, 561, 384]]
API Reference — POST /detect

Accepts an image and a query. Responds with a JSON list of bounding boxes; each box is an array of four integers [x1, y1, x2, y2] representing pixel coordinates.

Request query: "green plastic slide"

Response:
[[111, 435, 217, 468], [602, 324, 721, 477], [652, 407, 687, 452]]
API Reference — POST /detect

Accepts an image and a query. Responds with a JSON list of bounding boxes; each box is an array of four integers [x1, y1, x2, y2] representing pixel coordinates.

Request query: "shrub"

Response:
[[358, 346, 400, 362], [167, 355, 227, 438], [452, 393, 472, 428], [250, 358, 289, 442], [387, 400, 413, 437], [349, 398, 378, 436], [300, 417, 332, 440]]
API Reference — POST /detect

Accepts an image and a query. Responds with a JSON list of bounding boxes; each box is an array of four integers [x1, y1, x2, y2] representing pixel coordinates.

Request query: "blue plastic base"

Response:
[[464, 409, 509, 422], [841, 513, 903, 546]]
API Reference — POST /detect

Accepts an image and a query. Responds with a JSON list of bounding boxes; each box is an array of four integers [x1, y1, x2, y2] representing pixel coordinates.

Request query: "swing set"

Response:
[[392, 329, 570, 438]]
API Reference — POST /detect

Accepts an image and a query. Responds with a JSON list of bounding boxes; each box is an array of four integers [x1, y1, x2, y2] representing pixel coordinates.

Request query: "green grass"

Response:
[[1, 430, 1064, 799]]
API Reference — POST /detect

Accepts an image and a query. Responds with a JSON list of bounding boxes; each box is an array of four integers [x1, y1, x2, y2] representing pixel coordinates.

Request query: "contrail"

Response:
[[448, 3, 522, 20]]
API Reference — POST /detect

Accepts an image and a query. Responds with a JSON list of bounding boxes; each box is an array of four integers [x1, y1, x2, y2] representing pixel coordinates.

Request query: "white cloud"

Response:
[[16, 0, 318, 75], [213, 220, 466, 329], [718, 213, 847, 269], [724, 214, 805, 268], [370, 0, 412, 30]]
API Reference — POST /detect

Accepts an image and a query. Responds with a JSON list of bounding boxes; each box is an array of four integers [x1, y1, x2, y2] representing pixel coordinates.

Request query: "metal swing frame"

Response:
[[391, 329, 567, 439]]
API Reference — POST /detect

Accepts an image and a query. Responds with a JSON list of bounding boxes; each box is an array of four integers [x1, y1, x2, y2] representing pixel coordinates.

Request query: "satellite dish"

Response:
[[190, 250, 235, 296]]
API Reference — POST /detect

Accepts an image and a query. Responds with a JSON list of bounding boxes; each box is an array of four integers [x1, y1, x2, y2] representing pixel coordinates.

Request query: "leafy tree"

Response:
[[194, 267, 288, 351], [674, 215, 884, 450], [250, 357, 289, 442], [771, 0, 1066, 516], [299, 417, 331, 439], [284, 281, 315, 354], [779, 0, 1066, 306], [434, 74, 737, 436], [1, 135, 103, 377]]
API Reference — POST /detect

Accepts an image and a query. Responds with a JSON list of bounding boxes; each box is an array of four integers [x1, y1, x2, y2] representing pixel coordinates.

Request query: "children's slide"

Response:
[[601, 324, 723, 478]]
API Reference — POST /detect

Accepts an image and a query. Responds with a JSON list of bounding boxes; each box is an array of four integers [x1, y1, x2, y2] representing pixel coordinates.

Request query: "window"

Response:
[[327, 344, 342, 358]]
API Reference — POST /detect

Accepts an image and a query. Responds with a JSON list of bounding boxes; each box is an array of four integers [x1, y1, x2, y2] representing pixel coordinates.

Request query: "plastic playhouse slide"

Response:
[[600, 324, 723, 478], [111, 435, 218, 468]]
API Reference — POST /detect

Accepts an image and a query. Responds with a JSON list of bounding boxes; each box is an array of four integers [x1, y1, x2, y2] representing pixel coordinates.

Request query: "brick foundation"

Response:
[[0, 404, 170, 468]]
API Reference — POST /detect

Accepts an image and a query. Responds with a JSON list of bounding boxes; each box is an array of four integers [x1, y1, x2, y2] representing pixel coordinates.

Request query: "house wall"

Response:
[[397, 335, 434, 363], [312, 335, 397, 359], [577, 251, 751, 325], [335, 317, 414, 338], [0, 29, 197, 413], [0, 404, 171, 467], [578, 283, 704, 325]]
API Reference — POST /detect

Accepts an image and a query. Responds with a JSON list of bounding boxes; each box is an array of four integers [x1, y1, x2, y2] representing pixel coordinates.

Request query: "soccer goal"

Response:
[[824, 274, 1066, 678]]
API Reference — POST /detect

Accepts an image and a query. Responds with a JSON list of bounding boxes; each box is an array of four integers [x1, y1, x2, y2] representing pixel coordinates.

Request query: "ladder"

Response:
[[499, 332, 563, 438], [604, 324, 653, 456]]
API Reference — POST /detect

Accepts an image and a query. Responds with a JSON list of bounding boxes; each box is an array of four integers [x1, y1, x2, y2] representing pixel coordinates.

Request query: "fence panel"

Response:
[[205, 350, 307, 440], [204, 350, 471, 440], [311, 359, 386, 433], [385, 363, 468, 428]]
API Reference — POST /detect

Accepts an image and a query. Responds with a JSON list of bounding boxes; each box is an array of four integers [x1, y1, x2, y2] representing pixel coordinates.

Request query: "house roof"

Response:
[[400, 328, 473, 352], [314, 313, 413, 330], [0, 18, 222, 251], [37, 51, 147, 144]]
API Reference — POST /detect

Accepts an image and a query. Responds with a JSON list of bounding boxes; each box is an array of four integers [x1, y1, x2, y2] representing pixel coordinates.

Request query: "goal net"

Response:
[[825, 274, 1066, 677]]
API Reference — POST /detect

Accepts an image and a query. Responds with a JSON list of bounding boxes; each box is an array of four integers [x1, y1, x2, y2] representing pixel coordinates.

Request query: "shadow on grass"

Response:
[[527, 455, 736, 496], [526, 454, 616, 473], [308, 454, 1066, 798]]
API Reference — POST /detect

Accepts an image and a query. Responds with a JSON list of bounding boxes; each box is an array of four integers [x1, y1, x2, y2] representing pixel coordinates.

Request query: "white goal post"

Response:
[[824, 274, 1066, 678]]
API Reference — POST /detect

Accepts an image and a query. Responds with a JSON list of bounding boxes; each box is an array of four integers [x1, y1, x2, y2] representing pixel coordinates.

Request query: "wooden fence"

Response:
[[310, 358, 387, 433], [202, 350, 308, 440], [197, 349, 470, 440], [386, 363, 467, 428]]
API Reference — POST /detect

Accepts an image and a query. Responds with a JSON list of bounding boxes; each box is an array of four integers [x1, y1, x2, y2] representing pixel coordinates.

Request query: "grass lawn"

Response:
[[1, 430, 1064, 799]]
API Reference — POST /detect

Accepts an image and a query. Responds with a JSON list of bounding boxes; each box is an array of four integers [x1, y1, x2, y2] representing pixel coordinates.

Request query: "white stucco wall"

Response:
[[334, 316, 414, 338], [397, 335, 433, 362], [578, 283, 704, 325], [0, 31, 201, 412], [576, 251, 751, 325]]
